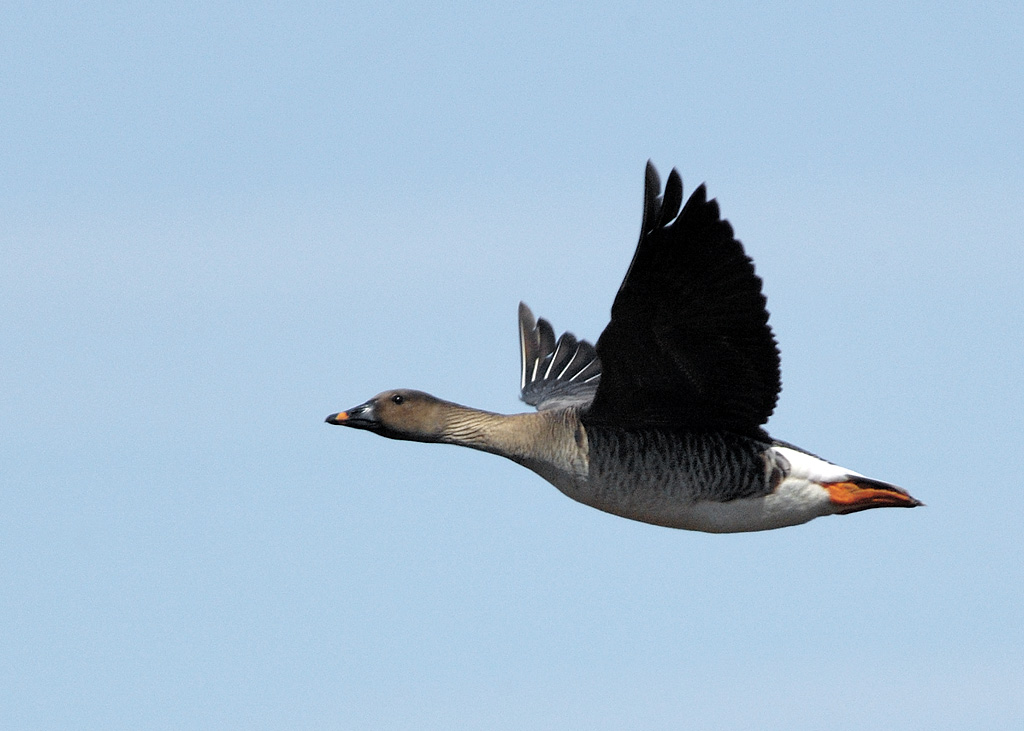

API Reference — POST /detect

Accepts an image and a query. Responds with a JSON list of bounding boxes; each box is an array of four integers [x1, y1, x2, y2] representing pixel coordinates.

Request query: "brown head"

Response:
[[325, 389, 452, 443]]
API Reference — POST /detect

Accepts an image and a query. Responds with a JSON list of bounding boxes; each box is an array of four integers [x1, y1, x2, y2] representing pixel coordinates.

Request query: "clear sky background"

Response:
[[3, 2, 1022, 729]]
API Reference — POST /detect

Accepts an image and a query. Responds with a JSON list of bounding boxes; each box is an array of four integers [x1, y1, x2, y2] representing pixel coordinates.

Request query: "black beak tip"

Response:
[[325, 413, 344, 425]]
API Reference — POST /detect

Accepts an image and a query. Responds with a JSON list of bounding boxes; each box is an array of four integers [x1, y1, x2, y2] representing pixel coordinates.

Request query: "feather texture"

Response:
[[519, 303, 601, 411], [585, 161, 780, 439]]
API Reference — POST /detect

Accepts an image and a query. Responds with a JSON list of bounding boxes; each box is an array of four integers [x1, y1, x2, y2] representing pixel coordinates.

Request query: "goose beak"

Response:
[[326, 400, 377, 428]]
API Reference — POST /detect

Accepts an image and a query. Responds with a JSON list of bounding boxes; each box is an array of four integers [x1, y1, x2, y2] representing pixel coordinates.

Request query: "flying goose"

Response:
[[327, 163, 920, 532]]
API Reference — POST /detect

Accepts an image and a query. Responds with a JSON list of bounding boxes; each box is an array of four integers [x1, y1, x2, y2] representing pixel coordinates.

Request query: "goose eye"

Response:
[[391, 394, 405, 405]]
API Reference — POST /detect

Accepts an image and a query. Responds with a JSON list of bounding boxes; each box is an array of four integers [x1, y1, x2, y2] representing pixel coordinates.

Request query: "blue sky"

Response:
[[2, 2, 1022, 728]]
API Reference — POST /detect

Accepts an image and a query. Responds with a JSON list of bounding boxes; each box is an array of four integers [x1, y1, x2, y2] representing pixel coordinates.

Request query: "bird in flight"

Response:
[[327, 162, 920, 532]]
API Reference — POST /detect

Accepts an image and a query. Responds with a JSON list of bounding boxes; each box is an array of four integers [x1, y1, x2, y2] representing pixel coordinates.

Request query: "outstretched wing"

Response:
[[584, 162, 780, 439], [518, 302, 601, 411]]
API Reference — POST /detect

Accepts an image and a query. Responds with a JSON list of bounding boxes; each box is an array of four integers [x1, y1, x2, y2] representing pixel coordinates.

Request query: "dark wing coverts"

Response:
[[519, 303, 601, 411], [584, 162, 781, 439]]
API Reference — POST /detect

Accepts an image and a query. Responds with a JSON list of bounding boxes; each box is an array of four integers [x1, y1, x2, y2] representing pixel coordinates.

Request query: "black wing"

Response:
[[584, 162, 780, 439], [518, 303, 601, 411]]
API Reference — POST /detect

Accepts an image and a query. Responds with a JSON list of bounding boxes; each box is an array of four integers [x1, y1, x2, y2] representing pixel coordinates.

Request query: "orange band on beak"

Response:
[[325, 411, 350, 425]]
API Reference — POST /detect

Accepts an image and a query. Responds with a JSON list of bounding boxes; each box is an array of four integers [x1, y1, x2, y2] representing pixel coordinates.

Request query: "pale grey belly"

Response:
[[541, 428, 783, 531]]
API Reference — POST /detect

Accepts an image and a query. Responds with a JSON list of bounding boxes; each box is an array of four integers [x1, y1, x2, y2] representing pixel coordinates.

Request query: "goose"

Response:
[[326, 163, 920, 533]]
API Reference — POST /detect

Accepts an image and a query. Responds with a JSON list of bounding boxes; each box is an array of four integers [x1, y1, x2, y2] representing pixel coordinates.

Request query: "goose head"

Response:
[[326, 389, 449, 443]]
